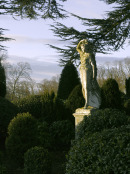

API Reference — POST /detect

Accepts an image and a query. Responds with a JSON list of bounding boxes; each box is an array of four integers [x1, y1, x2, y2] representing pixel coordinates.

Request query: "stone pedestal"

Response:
[[73, 106, 97, 127]]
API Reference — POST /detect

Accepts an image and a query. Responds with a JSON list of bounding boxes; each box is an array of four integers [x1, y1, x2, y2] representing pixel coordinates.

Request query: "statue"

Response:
[[76, 39, 101, 108]]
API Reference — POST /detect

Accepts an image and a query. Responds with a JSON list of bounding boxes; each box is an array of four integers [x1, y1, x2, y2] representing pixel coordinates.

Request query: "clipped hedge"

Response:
[[5, 113, 38, 168], [66, 125, 130, 174], [50, 120, 75, 150], [24, 146, 51, 174], [76, 108, 129, 140]]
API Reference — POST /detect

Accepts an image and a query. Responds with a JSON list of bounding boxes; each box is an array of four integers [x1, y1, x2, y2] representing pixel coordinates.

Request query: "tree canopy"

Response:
[[0, 0, 130, 57], [0, 0, 67, 50], [50, 0, 130, 64]]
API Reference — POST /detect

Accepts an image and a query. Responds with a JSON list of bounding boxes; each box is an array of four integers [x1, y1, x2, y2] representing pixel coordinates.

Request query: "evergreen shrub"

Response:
[[101, 78, 121, 109], [5, 113, 38, 168], [13, 95, 42, 119], [124, 99, 130, 116], [13, 92, 55, 123], [66, 84, 84, 113], [125, 77, 130, 98], [37, 121, 51, 149], [50, 120, 75, 150], [57, 62, 80, 100], [76, 108, 129, 140], [53, 97, 74, 123], [24, 146, 51, 174], [0, 97, 18, 148], [66, 125, 130, 174], [40, 91, 55, 124]]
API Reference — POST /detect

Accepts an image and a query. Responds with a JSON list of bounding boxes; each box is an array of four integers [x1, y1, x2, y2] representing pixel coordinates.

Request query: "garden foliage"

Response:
[[66, 84, 84, 113], [66, 125, 130, 174], [50, 120, 75, 150], [0, 97, 18, 148], [76, 108, 129, 140], [101, 78, 121, 109], [24, 146, 51, 174], [5, 112, 38, 168], [124, 99, 130, 116], [37, 121, 51, 149], [66, 108, 130, 174], [57, 62, 80, 100]]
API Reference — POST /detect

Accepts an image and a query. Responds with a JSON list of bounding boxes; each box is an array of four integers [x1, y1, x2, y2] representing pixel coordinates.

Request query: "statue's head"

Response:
[[80, 39, 88, 52], [80, 39, 94, 53]]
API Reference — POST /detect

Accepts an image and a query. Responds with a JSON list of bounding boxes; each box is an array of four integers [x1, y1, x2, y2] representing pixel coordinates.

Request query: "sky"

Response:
[[1, 0, 129, 82]]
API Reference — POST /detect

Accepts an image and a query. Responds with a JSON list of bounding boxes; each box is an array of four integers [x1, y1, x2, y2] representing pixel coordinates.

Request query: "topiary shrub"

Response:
[[66, 84, 85, 113], [5, 112, 38, 169], [50, 120, 75, 150], [101, 78, 121, 109], [76, 108, 129, 140], [24, 146, 51, 174], [66, 125, 130, 174], [0, 97, 18, 149], [37, 121, 51, 149], [57, 62, 80, 100], [124, 99, 130, 116]]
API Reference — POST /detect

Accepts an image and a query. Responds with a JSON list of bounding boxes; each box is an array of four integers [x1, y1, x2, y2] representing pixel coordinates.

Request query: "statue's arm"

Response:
[[76, 39, 87, 54], [76, 41, 82, 54]]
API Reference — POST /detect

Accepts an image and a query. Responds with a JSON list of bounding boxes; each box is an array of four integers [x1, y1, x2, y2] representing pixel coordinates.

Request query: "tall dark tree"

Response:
[[50, 0, 130, 64], [57, 62, 80, 100], [0, 58, 6, 97]]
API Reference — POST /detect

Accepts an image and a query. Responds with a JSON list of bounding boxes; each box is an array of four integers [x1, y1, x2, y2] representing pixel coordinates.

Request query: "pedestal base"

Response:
[[73, 106, 97, 126]]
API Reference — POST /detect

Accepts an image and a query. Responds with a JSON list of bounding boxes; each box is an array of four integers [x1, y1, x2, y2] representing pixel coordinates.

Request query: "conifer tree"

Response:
[[57, 62, 80, 100], [50, 0, 130, 64], [0, 59, 6, 97]]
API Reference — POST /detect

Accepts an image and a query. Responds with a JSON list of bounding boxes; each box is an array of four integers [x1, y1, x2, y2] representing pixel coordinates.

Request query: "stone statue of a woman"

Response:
[[77, 39, 101, 108]]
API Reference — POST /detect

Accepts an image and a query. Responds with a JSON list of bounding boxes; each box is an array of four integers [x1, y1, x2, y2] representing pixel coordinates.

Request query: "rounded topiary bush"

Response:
[[0, 97, 18, 148], [101, 78, 121, 109], [50, 120, 75, 150], [66, 84, 85, 113], [76, 108, 129, 140], [24, 146, 51, 174], [5, 112, 38, 168], [66, 125, 130, 174]]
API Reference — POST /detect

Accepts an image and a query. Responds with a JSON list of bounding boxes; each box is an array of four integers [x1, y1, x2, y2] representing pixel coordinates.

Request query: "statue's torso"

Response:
[[80, 52, 91, 70]]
